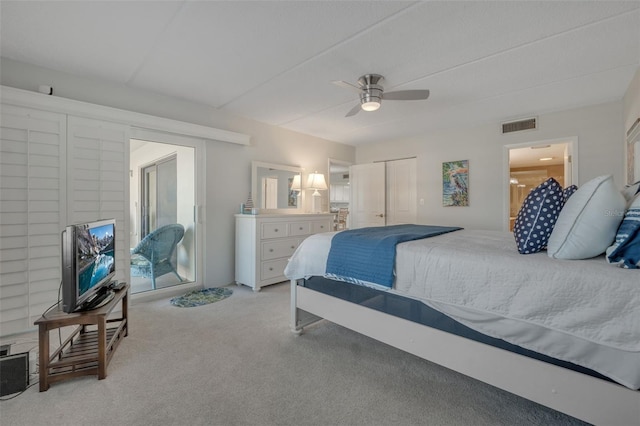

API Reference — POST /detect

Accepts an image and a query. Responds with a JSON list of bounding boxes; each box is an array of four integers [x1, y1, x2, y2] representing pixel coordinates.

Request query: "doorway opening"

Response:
[[506, 138, 577, 231], [328, 159, 352, 230], [129, 139, 196, 294]]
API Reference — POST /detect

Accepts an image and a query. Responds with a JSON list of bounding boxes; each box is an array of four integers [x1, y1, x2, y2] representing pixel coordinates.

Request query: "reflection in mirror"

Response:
[[328, 158, 352, 229], [252, 161, 302, 211]]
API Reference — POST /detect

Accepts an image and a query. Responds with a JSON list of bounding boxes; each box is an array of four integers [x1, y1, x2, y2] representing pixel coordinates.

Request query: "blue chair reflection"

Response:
[[130, 223, 185, 289]]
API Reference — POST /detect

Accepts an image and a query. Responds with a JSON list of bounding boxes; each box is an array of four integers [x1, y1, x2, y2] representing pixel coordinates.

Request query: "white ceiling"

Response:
[[509, 143, 567, 168], [1, 1, 639, 147]]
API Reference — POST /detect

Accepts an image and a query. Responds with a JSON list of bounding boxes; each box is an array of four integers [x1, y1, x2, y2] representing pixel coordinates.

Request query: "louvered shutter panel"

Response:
[[0, 105, 66, 335], [67, 116, 129, 285]]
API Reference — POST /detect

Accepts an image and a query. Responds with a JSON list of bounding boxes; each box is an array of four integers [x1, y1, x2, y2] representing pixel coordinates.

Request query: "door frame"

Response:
[[129, 128, 206, 302], [503, 136, 578, 232]]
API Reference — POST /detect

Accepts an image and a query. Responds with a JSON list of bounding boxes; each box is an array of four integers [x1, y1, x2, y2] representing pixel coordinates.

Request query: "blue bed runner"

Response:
[[325, 224, 462, 287]]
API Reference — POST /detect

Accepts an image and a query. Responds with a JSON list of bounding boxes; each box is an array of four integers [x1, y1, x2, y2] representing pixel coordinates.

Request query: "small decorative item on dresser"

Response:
[[244, 193, 255, 214]]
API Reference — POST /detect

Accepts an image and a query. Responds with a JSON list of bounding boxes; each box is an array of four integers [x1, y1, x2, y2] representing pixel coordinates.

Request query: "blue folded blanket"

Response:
[[326, 224, 462, 287]]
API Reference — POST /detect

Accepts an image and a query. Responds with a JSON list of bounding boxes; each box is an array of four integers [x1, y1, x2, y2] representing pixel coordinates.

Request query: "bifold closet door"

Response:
[[66, 116, 129, 286], [0, 105, 67, 335]]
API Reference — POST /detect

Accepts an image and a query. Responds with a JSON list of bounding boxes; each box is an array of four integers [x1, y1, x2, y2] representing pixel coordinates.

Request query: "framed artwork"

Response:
[[443, 160, 469, 207], [288, 177, 298, 207]]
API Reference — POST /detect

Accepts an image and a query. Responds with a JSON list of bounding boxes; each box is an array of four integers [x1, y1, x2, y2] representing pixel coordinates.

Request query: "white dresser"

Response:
[[235, 213, 333, 291]]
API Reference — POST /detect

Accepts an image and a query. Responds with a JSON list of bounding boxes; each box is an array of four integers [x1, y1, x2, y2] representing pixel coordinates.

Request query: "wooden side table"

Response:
[[34, 284, 129, 391]]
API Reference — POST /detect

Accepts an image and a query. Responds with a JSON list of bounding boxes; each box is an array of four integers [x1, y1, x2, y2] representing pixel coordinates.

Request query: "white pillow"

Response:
[[547, 175, 626, 259]]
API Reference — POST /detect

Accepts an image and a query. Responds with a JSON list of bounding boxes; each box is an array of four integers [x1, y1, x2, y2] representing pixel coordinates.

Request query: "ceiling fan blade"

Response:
[[332, 80, 362, 93], [345, 103, 362, 117], [383, 89, 430, 101]]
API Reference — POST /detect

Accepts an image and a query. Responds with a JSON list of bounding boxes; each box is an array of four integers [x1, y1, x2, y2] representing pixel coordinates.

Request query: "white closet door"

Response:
[[349, 162, 386, 228], [67, 116, 129, 284], [386, 158, 417, 225], [0, 105, 67, 335]]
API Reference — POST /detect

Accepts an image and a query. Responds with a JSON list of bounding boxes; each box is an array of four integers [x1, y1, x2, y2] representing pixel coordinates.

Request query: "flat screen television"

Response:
[[61, 218, 116, 313]]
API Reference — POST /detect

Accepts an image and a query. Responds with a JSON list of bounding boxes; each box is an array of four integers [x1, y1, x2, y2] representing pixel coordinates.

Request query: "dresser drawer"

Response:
[[289, 221, 311, 236], [261, 258, 289, 281], [261, 222, 288, 239], [312, 220, 331, 234], [262, 238, 299, 261]]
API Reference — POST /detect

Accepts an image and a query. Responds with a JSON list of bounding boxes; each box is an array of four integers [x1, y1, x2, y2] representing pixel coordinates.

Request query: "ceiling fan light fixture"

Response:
[[360, 88, 382, 112], [361, 100, 381, 112], [335, 74, 429, 117]]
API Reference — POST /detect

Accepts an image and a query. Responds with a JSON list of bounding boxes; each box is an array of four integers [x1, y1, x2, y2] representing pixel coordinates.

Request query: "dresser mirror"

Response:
[[251, 161, 303, 212]]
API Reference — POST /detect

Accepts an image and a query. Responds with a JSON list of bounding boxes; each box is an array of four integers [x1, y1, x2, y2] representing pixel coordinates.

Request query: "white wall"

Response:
[[356, 101, 625, 231], [624, 68, 640, 134], [623, 68, 640, 182], [0, 58, 355, 287]]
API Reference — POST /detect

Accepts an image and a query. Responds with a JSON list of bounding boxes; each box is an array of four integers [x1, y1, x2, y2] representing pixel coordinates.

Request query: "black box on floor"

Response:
[[0, 352, 28, 396]]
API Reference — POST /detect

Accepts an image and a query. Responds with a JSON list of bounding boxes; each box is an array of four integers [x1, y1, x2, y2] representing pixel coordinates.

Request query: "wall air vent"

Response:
[[502, 117, 537, 134]]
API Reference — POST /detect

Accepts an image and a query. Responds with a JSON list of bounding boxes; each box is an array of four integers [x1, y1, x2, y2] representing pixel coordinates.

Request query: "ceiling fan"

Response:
[[332, 74, 430, 117]]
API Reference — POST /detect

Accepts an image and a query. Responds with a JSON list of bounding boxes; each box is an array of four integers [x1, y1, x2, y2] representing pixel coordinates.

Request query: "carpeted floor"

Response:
[[0, 282, 588, 426]]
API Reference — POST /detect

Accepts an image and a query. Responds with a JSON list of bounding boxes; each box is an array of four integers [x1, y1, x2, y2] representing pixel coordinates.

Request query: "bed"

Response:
[[285, 227, 640, 426]]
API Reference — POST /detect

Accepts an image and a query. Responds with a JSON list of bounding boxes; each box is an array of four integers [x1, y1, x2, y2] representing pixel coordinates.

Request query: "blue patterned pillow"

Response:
[[563, 185, 578, 202], [514, 178, 564, 254], [606, 194, 640, 269]]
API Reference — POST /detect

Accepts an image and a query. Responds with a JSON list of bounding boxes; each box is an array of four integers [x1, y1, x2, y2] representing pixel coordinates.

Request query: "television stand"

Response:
[[34, 283, 129, 391]]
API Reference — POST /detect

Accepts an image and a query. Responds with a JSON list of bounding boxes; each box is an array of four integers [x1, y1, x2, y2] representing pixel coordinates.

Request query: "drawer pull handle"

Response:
[[269, 248, 274, 252], [299, 226, 303, 230], [274, 228, 279, 232], [291, 245, 295, 249], [269, 267, 273, 271], [320, 225, 324, 229]]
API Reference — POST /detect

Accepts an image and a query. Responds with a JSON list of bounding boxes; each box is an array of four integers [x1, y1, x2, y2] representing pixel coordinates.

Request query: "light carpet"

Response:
[[0, 282, 588, 426]]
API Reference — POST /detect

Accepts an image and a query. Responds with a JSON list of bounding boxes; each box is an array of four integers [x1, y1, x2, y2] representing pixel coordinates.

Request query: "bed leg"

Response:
[[290, 279, 322, 335], [290, 279, 303, 334]]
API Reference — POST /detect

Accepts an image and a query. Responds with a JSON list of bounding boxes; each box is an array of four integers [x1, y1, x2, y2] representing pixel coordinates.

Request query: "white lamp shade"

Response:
[[290, 174, 301, 191], [306, 172, 327, 191]]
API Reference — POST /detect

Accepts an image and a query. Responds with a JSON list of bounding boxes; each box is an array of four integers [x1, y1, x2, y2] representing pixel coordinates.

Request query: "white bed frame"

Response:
[[290, 279, 640, 426]]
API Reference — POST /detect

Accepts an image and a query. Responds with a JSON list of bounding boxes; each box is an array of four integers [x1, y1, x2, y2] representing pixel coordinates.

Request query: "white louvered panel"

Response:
[[0, 245, 27, 260], [1, 305, 29, 321], [67, 116, 129, 284], [0, 284, 28, 299], [0, 105, 66, 337], [0, 271, 27, 287]]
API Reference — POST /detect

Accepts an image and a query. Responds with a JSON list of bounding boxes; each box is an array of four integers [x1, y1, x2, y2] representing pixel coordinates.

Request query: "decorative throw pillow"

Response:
[[548, 175, 626, 260], [563, 185, 578, 202], [513, 177, 564, 254], [621, 181, 640, 208], [606, 193, 640, 269]]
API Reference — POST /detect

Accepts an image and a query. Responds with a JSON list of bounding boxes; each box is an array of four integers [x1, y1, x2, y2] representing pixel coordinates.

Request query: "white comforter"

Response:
[[285, 229, 640, 389]]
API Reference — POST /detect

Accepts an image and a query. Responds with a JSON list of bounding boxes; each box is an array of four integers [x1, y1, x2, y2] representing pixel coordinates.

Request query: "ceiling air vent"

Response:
[[502, 117, 537, 134]]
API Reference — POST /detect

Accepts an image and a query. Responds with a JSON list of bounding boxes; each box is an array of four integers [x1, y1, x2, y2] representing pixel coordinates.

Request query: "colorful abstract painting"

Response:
[[443, 160, 469, 207]]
